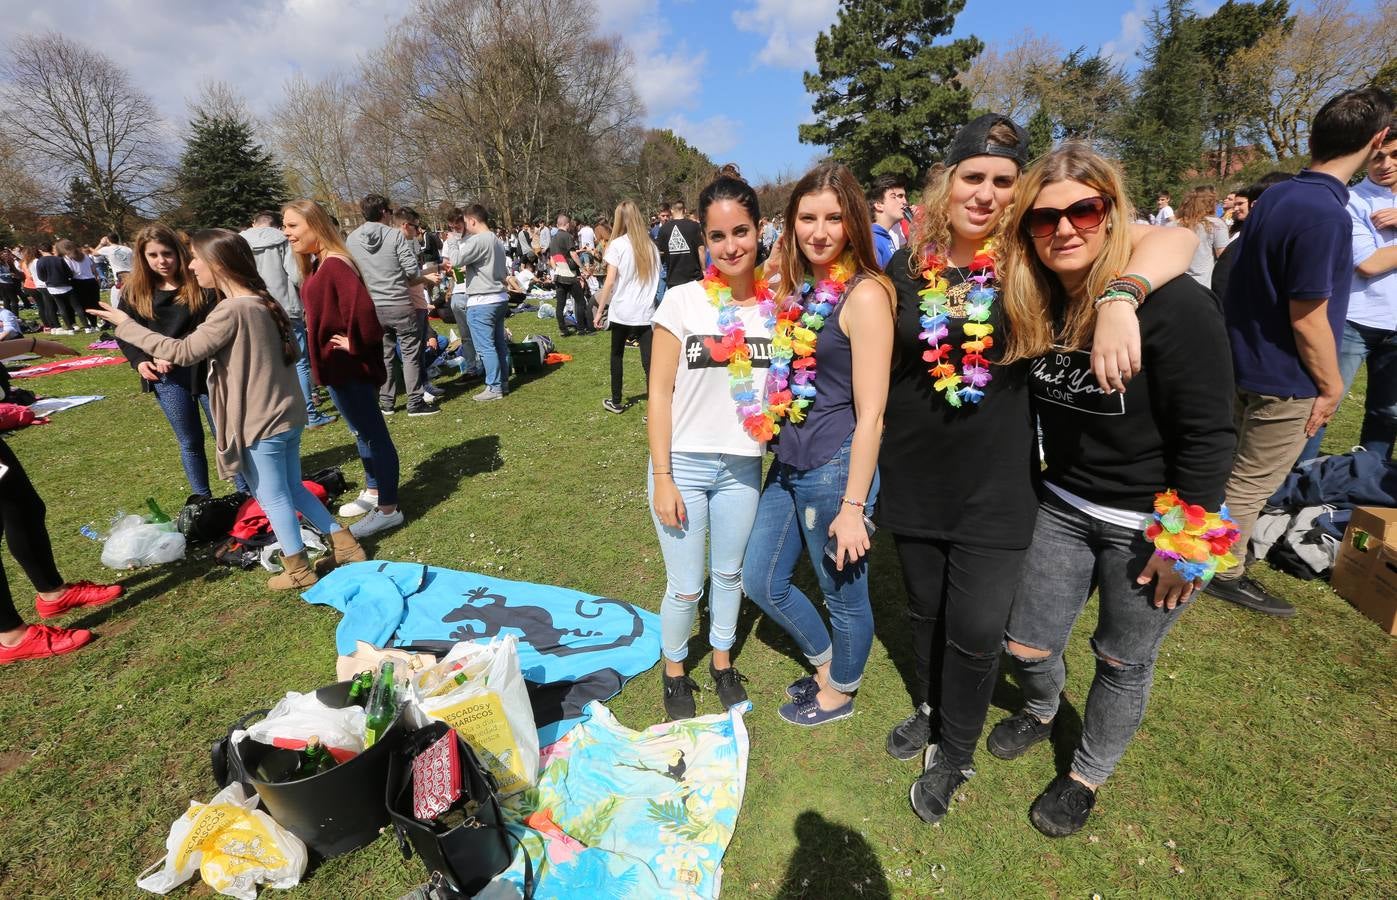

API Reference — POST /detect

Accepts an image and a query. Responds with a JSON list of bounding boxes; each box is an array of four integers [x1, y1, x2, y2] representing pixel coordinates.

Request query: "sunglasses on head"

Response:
[[1024, 196, 1111, 238]]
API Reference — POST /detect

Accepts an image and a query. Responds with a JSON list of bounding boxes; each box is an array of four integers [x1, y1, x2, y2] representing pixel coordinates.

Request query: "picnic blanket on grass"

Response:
[[27, 395, 103, 416], [303, 562, 660, 745], [478, 701, 749, 900], [11, 355, 123, 377]]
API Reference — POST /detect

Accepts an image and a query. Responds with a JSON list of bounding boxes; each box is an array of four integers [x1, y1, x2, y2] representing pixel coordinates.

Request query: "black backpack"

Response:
[[177, 492, 250, 544]]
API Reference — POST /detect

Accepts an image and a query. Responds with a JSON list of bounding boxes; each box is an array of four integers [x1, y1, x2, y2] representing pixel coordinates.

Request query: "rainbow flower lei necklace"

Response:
[[701, 255, 850, 441], [917, 239, 998, 407]]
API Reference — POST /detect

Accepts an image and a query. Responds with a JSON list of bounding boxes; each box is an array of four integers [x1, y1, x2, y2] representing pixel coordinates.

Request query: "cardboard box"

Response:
[[1331, 506, 1397, 635]]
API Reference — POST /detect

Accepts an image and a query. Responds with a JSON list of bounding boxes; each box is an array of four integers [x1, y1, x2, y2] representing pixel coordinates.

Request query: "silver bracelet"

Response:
[[1093, 292, 1140, 311]]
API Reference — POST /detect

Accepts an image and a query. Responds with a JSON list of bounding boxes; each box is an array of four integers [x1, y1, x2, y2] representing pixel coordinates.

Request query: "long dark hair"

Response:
[[126, 224, 208, 320], [188, 229, 298, 366]]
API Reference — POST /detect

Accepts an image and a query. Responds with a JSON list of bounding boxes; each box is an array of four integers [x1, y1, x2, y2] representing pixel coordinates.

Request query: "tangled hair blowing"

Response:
[[189, 229, 298, 366], [999, 143, 1136, 358], [774, 162, 893, 317], [282, 199, 356, 281], [125, 223, 208, 322]]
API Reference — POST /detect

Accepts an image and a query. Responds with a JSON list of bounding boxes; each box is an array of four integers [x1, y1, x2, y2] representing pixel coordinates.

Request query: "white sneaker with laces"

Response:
[[349, 507, 404, 538], [337, 490, 377, 518]]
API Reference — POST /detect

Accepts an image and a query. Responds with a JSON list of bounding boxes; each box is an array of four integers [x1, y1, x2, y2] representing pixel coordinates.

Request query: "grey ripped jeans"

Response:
[[1004, 490, 1187, 786]]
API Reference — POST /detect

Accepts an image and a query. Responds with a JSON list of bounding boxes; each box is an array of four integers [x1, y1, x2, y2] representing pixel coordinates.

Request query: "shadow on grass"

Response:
[[66, 560, 201, 630], [300, 441, 363, 477], [774, 810, 891, 900]]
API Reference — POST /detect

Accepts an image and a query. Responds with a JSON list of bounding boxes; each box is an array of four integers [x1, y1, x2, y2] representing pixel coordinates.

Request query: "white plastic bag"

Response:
[[236, 691, 367, 762], [536, 302, 554, 319], [102, 516, 186, 569], [136, 783, 307, 899], [412, 635, 539, 795]]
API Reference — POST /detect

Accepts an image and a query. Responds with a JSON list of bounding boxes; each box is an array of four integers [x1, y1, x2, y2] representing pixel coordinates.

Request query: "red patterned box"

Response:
[[412, 728, 463, 820]]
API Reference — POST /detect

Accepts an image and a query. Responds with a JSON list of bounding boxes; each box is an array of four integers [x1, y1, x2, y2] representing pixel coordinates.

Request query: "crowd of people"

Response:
[[0, 80, 1390, 843]]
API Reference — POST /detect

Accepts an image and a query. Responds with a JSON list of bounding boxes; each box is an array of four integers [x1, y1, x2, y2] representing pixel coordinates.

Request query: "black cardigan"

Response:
[[117, 288, 216, 396]]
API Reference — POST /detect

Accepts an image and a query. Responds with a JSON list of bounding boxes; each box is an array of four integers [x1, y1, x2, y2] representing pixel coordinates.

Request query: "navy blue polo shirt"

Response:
[[1223, 170, 1352, 398]]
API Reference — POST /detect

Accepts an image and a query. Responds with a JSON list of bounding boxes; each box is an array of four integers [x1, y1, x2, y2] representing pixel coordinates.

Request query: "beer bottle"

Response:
[[299, 735, 337, 778], [364, 660, 397, 747], [145, 497, 171, 524], [347, 670, 373, 704]]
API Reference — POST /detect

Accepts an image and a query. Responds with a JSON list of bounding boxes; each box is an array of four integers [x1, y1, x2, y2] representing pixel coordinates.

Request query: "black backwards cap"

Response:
[[944, 114, 1030, 168]]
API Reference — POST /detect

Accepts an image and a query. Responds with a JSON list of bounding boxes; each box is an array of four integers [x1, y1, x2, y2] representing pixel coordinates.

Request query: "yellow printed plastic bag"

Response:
[[412, 634, 539, 796], [137, 783, 307, 900]]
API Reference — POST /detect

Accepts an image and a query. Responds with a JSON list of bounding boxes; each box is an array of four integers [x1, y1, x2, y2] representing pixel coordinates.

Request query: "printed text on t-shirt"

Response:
[[1030, 350, 1126, 415], [684, 335, 773, 369]]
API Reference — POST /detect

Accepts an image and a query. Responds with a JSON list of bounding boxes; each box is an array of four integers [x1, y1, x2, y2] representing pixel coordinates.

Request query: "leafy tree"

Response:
[[62, 177, 125, 245], [1118, 0, 1208, 206], [1195, 1, 1293, 179], [801, 0, 982, 183], [177, 111, 288, 229], [627, 129, 715, 211], [1026, 107, 1054, 160], [1029, 48, 1131, 149]]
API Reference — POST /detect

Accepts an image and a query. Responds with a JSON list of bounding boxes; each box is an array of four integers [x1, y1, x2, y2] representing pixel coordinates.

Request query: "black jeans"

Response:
[[27, 289, 56, 328], [893, 533, 1028, 768], [608, 323, 652, 405], [71, 278, 100, 328], [0, 439, 64, 631], [554, 280, 591, 335], [0, 283, 19, 313]]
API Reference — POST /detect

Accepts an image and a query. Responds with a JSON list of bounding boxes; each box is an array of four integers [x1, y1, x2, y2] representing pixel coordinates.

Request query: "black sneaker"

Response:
[[603, 398, 625, 414], [1203, 575, 1296, 617], [886, 704, 935, 761], [379, 401, 396, 415], [986, 710, 1053, 760], [1029, 774, 1097, 837], [663, 674, 699, 720], [406, 402, 440, 416], [709, 662, 749, 708], [909, 747, 973, 824]]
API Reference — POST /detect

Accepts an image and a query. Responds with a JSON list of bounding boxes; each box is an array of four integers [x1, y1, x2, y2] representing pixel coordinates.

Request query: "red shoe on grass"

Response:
[[34, 581, 124, 618], [0, 624, 93, 664]]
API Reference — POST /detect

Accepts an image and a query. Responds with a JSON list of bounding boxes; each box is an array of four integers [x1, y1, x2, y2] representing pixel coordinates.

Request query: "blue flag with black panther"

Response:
[[303, 561, 661, 745]]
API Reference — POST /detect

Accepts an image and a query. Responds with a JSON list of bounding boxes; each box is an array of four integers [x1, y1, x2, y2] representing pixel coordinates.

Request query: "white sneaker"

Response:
[[349, 507, 404, 538], [337, 490, 377, 517]]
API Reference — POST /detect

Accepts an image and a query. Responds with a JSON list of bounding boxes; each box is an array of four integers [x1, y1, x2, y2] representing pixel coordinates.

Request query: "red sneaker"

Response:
[[34, 581, 124, 618], [0, 624, 93, 663]]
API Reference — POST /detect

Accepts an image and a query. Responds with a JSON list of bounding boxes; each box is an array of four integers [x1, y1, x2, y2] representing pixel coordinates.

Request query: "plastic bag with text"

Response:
[[412, 635, 538, 796], [136, 783, 307, 900]]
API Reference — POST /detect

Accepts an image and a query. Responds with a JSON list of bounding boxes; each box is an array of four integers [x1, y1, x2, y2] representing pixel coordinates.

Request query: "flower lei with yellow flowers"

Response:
[[701, 255, 848, 441], [917, 239, 998, 407], [1144, 490, 1241, 583]]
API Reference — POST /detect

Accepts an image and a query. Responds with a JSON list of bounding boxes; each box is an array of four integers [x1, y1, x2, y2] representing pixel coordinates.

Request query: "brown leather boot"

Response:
[[268, 551, 319, 591], [316, 529, 368, 575]]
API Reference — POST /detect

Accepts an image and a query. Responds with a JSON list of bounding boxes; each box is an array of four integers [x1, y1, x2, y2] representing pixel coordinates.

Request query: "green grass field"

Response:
[[0, 315, 1392, 899]]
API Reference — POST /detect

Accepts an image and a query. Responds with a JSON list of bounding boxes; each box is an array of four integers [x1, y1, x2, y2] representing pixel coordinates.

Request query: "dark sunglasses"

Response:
[[1024, 196, 1111, 238]]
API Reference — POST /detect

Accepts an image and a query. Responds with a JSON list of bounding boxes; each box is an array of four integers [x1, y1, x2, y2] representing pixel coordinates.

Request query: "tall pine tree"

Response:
[[800, 0, 982, 183], [177, 112, 288, 229]]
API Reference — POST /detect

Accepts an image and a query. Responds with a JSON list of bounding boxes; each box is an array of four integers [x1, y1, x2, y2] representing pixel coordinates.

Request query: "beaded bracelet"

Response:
[[1093, 290, 1139, 311], [1143, 490, 1240, 583]]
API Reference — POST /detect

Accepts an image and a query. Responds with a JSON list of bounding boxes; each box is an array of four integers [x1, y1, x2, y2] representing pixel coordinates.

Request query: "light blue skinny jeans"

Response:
[[240, 427, 340, 555], [649, 452, 761, 664]]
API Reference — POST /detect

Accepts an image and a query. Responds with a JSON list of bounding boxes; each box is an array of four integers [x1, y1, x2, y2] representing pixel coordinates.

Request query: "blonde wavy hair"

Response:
[[999, 143, 1137, 356], [610, 199, 659, 288], [282, 199, 356, 281]]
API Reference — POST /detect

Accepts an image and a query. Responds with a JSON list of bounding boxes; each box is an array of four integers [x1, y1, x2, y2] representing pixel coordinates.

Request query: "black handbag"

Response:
[[386, 721, 533, 899]]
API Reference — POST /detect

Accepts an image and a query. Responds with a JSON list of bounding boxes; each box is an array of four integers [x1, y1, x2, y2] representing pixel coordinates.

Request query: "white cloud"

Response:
[[664, 114, 740, 158], [731, 0, 839, 70], [1102, 0, 1151, 66], [596, 0, 707, 119]]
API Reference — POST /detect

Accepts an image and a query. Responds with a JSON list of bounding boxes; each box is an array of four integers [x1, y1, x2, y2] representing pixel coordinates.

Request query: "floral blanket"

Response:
[[478, 701, 750, 899]]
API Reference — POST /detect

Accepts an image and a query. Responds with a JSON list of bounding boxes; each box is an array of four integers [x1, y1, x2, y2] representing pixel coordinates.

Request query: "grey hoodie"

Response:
[[346, 221, 419, 308], [239, 226, 302, 318]]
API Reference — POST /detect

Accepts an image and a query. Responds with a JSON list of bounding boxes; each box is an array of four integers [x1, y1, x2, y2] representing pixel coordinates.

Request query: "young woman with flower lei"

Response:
[[991, 144, 1238, 838], [877, 116, 1201, 827], [740, 162, 895, 728], [646, 166, 771, 722]]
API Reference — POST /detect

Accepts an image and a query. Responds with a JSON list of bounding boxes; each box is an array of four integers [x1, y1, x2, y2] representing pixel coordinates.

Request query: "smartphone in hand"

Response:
[[823, 514, 876, 563]]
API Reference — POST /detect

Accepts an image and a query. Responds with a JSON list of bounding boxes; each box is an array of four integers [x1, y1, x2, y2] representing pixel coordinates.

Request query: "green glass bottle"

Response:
[[364, 661, 397, 747], [347, 670, 373, 704], [145, 497, 171, 524], [298, 735, 337, 778]]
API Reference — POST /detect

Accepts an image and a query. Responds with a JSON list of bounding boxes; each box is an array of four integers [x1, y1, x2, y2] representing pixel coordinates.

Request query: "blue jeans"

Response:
[[649, 453, 761, 664], [743, 438, 879, 693], [1005, 493, 1186, 786], [466, 301, 512, 392], [290, 318, 317, 416], [151, 379, 248, 496], [241, 428, 339, 555], [1300, 320, 1397, 461], [327, 381, 400, 507]]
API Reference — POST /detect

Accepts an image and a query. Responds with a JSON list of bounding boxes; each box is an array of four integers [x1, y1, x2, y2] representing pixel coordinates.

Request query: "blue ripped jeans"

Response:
[[743, 438, 878, 693], [649, 453, 761, 664], [151, 378, 248, 497]]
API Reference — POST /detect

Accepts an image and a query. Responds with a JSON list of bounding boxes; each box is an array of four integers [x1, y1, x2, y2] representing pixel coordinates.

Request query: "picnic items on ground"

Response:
[[98, 506, 186, 569]]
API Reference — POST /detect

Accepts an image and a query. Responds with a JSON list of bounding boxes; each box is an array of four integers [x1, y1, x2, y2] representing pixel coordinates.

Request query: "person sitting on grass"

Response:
[[89, 229, 369, 591], [0, 336, 125, 664]]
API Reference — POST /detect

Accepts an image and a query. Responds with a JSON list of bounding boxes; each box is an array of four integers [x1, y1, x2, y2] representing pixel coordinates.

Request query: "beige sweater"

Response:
[[116, 296, 307, 479]]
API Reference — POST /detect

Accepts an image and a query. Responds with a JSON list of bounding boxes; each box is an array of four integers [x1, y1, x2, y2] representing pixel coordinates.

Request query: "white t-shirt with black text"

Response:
[[602, 234, 660, 327], [651, 281, 773, 456]]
